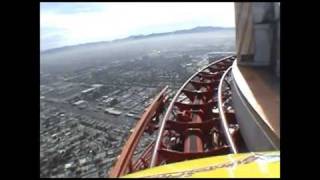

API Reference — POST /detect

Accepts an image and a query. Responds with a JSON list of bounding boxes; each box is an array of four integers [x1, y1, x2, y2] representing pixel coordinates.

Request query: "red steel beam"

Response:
[[157, 145, 230, 163], [132, 140, 156, 171], [108, 86, 168, 178], [165, 119, 218, 133], [183, 93, 205, 153]]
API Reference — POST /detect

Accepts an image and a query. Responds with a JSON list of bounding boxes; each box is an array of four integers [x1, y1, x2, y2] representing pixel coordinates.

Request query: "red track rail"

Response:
[[109, 56, 248, 177], [108, 86, 169, 177]]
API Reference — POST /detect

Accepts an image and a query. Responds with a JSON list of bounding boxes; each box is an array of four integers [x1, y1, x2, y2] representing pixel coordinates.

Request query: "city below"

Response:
[[40, 29, 235, 178]]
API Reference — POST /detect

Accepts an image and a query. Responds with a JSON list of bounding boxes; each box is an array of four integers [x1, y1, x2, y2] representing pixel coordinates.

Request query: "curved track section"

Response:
[[109, 56, 248, 177], [150, 55, 246, 167]]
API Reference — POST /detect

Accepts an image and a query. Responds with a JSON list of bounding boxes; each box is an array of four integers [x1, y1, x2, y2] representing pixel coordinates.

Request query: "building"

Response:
[[232, 2, 280, 151], [73, 100, 88, 109], [104, 108, 122, 116]]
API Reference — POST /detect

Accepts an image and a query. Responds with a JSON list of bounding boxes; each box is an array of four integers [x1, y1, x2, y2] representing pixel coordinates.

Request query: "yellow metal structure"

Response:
[[122, 151, 280, 178]]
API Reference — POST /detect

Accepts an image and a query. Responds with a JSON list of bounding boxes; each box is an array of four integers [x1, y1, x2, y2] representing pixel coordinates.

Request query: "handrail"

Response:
[[150, 55, 235, 167], [108, 86, 168, 177], [217, 66, 238, 154]]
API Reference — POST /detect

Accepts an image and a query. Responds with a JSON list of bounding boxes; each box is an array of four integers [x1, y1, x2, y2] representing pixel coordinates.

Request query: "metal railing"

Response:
[[217, 66, 238, 154]]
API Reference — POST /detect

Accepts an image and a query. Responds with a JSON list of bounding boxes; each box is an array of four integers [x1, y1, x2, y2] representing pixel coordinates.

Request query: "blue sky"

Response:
[[40, 2, 235, 51]]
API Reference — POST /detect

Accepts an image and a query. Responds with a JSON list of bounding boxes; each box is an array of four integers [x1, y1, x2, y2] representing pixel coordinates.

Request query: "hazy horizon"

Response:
[[41, 26, 235, 52], [41, 2, 235, 51]]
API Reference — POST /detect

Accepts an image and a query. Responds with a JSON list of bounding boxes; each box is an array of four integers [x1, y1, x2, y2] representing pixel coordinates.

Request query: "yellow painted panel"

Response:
[[122, 151, 280, 178]]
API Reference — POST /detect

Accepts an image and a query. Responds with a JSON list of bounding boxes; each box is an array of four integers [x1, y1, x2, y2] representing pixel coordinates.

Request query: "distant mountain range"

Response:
[[41, 26, 234, 54], [118, 26, 234, 41]]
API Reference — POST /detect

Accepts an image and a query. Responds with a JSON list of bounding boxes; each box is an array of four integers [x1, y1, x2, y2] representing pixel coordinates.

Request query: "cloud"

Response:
[[40, 2, 107, 14], [40, 2, 235, 50]]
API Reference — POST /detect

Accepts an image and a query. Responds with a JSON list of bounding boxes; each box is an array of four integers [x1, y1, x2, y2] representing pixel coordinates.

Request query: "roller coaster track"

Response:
[[109, 55, 247, 177]]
